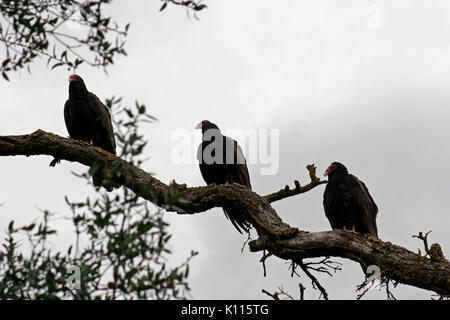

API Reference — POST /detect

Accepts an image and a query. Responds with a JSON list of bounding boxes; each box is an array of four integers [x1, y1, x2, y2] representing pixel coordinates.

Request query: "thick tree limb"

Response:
[[0, 130, 449, 297], [249, 230, 449, 296]]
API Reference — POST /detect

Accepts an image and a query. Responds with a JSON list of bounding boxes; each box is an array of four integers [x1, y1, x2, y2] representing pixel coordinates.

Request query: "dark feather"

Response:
[[64, 75, 116, 189], [197, 121, 252, 233], [323, 162, 378, 237]]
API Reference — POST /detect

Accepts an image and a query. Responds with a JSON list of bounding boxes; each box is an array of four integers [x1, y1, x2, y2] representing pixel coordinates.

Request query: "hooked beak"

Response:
[[324, 165, 334, 177], [195, 122, 203, 130]]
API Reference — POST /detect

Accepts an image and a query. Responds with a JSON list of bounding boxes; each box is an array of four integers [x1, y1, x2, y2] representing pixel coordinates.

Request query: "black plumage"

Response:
[[196, 120, 251, 233], [323, 162, 378, 237], [64, 74, 116, 188]]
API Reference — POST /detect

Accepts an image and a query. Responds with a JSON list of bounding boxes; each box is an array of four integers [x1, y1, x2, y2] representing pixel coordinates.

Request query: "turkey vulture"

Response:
[[323, 162, 378, 237], [64, 74, 116, 188], [196, 120, 251, 233]]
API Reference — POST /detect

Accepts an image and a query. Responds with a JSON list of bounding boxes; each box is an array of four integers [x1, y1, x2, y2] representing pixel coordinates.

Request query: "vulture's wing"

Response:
[[221, 136, 252, 233], [64, 100, 78, 139], [233, 141, 252, 189], [197, 142, 217, 185], [348, 174, 378, 237], [88, 92, 116, 154], [323, 184, 338, 230], [224, 136, 252, 189]]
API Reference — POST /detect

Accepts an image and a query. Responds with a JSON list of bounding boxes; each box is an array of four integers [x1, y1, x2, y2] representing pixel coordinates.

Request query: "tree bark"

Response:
[[0, 130, 449, 296]]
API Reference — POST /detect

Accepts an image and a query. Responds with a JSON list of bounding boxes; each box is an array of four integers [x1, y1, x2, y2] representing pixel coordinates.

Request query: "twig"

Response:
[[413, 230, 432, 256], [297, 260, 329, 300], [240, 231, 252, 254], [385, 278, 397, 300], [299, 283, 306, 300], [260, 250, 272, 277], [263, 164, 327, 203], [262, 286, 294, 300], [262, 289, 280, 300], [302, 257, 342, 276]]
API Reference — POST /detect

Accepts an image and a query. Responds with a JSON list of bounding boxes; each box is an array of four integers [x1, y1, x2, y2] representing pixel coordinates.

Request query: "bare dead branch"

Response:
[[263, 164, 327, 203], [249, 230, 450, 296], [384, 278, 398, 300], [299, 283, 306, 300], [296, 261, 329, 300], [260, 250, 272, 277], [413, 231, 447, 263], [413, 230, 432, 256], [262, 286, 294, 300], [302, 257, 342, 276], [262, 288, 280, 300]]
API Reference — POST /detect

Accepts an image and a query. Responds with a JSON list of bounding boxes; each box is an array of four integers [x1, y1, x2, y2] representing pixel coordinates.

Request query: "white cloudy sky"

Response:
[[1, 0, 449, 299]]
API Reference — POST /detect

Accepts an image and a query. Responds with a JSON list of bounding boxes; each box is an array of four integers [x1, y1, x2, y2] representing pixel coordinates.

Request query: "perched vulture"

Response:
[[64, 74, 116, 188], [323, 162, 378, 237], [196, 120, 252, 233]]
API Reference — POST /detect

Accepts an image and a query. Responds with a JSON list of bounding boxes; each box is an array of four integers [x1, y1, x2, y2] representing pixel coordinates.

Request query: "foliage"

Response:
[[0, 99, 196, 299], [0, 0, 129, 80], [159, 0, 207, 18], [0, 0, 208, 80]]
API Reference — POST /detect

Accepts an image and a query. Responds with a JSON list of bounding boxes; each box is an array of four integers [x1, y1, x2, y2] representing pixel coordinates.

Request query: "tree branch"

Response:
[[249, 230, 450, 296], [0, 130, 449, 297], [263, 164, 327, 203], [297, 260, 329, 300]]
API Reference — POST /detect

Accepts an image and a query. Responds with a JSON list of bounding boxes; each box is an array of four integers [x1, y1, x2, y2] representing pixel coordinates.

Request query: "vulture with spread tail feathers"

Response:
[[196, 120, 251, 234], [323, 162, 378, 237], [64, 74, 116, 188]]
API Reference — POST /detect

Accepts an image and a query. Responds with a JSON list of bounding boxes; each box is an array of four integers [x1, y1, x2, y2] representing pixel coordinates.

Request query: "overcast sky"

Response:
[[1, 0, 449, 299]]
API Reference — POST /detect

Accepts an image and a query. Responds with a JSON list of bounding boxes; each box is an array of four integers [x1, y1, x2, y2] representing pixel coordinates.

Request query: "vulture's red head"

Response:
[[324, 163, 337, 177], [324, 162, 348, 179], [68, 74, 87, 97], [195, 120, 220, 135], [195, 120, 212, 130], [69, 74, 82, 82]]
